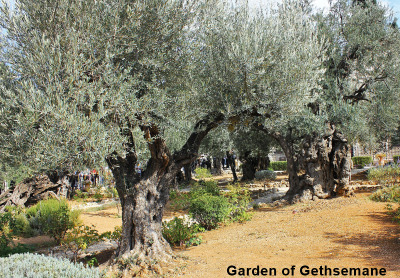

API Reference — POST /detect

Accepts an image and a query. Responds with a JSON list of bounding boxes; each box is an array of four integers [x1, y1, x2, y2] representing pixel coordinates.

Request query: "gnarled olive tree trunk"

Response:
[[105, 112, 228, 265], [212, 157, 223, 175], [240, 151, 258, 181], [240, 152, 270, 181], [108, 164, 175, 261], [280, 126, 352, 202], [257, 123, 352, 203], [106, 128, 176, 262]]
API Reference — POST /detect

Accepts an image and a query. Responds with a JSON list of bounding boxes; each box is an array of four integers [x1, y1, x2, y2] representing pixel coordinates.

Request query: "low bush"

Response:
[[255, 170, 277, 181], [352, 156, 373, 167], [25, 199, 80, 244], [189, 194, 231, 230], [370, 186, 400, 203], [72, 190, 88, 201], [224, 184, 252, 223], [367, 166, 400, 186], [0, 210, 33, 257], [270, 161, 287, 171], [62, 225, 102, 263], [385, 204, 400, 224], [0, 253, 103, 278], [10, 213, 32, 237], [393, 155, 400, 164], [194, 167, 212, 180], [169, 190, 191, 211], [193, 180, 220, 196], [162, 217, 203, 247], [169, 180, 221, 212], [104, 187, 118, 199]]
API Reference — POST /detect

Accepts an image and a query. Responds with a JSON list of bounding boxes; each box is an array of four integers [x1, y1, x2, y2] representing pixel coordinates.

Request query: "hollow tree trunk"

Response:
[[282, 126, 352, 202]]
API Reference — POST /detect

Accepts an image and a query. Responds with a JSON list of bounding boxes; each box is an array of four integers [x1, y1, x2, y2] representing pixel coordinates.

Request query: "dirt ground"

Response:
[[175, 194, 400, 278], [77, 192, 400, 277], [16, 174, 400, 277]]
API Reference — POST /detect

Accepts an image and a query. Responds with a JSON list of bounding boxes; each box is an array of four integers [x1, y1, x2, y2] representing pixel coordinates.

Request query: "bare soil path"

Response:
[[175, 194, 400, 278], [16, 174, 400, 278]]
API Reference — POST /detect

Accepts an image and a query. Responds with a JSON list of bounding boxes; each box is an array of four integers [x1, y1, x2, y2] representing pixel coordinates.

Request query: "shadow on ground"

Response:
[[322, 210, 400, 272]]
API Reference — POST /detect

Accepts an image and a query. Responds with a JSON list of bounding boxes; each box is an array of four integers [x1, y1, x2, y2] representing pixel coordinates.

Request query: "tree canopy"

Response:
[[1, 0, 400, 267]]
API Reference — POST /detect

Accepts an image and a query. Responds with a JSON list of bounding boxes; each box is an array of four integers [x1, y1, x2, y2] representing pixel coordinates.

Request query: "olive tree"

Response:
[[0, 0, 231, 266], [192, 0, 326, 183], [0, 0, 326, 268], [257, 0, 400, 202]]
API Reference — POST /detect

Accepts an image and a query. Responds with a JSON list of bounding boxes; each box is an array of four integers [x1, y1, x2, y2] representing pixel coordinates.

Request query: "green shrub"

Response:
[[0, 206, 32, 237], [104, 187, 118, 199], [73, 190, 88, 201], [189, 194, 231, 230], [270, 161, 287, 171], [25, 199, 80, 244], [394, 155, 400, 164], [224, 184, 252, 223], [370, 186, 400, 203], [197, 180, 220, 196], [367, 166, 400, 186], [255, 170, 277, 181], [352, 156, 373, 167], [194, 167, 212, 179], [0, 210, 33, 257], [10, 213, 32, 237], [102, 226, 122, 251], [169, 190, 191, 211], [0, 253, 103, 278], [62, 225, 102, 263], [385, 204, 400, 224], [162, 217, 204, 247]]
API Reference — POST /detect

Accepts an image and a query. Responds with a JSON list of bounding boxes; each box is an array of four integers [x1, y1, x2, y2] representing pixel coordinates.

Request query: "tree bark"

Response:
[[226, 151, 238, 182], [256, 123, 352, 203], [240, 151, 258, 181], [282, 126, 352, 202], [110, 169, 173, 262], [212, 157, 223, 175], [105, 112, 231, 267], [0, 174, 71, 211], [183, 163, 192, 182], [106, 123, 176, 263]]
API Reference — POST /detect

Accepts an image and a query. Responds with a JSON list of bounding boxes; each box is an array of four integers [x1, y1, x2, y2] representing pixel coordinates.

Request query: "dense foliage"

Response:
[[269, 162, 288, 171], [25, 199, 80, 243], [1, 0, 400, 264], [189, 194, 231, 230], [0, 208, 33, 257], [368, 166, 400, 186], [370, 186, 400, 203], [352, 156, 373, 167], [162, 217, 204, 247]]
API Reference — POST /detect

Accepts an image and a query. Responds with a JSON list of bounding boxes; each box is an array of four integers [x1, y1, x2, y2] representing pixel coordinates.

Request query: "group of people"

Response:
[[70, 169, 103, 191]]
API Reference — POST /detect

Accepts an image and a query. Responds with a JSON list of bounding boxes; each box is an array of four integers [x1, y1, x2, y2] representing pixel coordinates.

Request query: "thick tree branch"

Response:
[[173, 107, 266, 168]]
